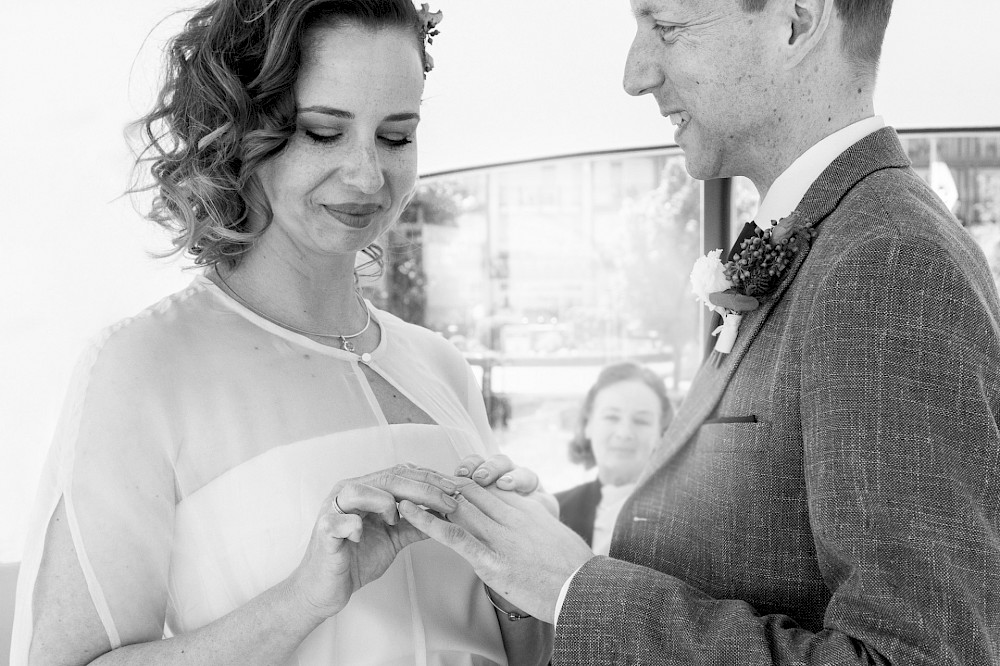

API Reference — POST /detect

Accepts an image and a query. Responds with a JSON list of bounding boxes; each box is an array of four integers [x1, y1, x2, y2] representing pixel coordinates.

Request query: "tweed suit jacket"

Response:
[[554, 128, 1000, 665]]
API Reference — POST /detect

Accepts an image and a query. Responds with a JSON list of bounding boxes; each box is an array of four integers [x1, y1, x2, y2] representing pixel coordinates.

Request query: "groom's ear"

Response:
[[777, 0, 835, 69]]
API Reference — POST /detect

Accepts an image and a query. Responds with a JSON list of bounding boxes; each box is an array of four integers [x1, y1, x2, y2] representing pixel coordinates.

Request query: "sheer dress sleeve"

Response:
[[12, 320, 178, 662]]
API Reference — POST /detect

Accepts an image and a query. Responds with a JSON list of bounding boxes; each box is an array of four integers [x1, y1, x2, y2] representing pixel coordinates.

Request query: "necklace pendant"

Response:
[[341, 338, 355, 353]]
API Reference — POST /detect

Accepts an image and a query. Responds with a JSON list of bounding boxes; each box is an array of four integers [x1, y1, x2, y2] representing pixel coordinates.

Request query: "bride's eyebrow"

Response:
[[297, 105, 420, 122]]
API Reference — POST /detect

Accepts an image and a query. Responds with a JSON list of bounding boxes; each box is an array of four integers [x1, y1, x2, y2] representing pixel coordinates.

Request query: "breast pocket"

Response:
[[697, 419, 775, 454], [688, 420, 806, 530]]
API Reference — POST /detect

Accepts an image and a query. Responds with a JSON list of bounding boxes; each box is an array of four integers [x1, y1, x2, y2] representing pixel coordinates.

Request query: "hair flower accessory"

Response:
[[417, 3, 443, 74], [690, 211, 817, 364]]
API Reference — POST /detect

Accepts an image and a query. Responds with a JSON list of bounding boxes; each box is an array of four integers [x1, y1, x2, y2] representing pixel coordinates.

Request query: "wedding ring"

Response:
[[332, 495, 347, 514]]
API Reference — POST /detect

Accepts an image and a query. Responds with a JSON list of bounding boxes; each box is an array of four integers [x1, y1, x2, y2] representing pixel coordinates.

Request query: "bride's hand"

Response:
[[454, 454, 558, 517], [288, 464, 460, 620]]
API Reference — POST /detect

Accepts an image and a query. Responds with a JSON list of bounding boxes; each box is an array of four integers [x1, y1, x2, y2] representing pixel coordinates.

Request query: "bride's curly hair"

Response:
[[129, 0, 429, 270]]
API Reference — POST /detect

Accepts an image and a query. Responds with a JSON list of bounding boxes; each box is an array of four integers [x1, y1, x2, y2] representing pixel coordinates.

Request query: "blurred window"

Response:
[[369, 149, 703, 490], [367, 130, 1000, 492]]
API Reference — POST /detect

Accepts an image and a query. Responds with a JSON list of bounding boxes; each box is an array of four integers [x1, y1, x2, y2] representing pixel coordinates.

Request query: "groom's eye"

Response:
[[655, 24, 680, 41]]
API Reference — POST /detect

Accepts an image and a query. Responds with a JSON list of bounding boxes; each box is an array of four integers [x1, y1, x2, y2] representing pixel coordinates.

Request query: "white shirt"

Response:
[[553, 114, 886, 627], [591, 482, 638, 557], [755, 116, 885, 230]]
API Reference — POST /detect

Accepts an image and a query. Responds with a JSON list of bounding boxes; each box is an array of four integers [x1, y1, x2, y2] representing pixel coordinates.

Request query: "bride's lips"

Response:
[[322, 202, 383, 228]]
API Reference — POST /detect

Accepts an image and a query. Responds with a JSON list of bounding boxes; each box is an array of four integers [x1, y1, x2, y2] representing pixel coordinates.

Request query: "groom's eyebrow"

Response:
[[633, 0, 688, 19]]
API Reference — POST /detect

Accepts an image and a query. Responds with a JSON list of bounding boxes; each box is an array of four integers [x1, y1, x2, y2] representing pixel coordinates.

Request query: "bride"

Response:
[[11, 1, 552, 664]]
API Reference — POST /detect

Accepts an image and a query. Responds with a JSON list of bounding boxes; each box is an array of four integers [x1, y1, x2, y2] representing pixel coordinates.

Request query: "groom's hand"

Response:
[[399, 480, 594, 623], [454, 454, 559, 517]]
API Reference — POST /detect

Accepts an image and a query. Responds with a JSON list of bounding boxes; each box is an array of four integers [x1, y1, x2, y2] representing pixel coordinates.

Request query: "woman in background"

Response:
[[11, 1, 550, 664], [556, 362, 673, 555]]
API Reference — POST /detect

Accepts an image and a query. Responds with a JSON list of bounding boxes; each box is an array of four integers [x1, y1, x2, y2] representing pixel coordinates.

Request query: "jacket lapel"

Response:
[[637, 127, 912, 486]]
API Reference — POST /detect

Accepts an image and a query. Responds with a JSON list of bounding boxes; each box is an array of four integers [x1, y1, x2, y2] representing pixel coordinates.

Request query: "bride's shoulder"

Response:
[[79, 278, 217, 381]]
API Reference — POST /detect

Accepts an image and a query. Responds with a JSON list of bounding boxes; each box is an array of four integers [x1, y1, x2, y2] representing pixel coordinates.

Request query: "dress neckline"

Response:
[[193, 272, 388, 361]]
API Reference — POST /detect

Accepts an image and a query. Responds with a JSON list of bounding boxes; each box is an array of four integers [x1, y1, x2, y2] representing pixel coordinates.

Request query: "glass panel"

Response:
[[900, 133, 1000, 290], [368, 149, 704, 491], [732, 133, 1000, 293]]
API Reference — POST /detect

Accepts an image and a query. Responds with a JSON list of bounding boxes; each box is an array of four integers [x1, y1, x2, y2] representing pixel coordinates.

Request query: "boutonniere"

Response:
[[690, 212, 816, 363]]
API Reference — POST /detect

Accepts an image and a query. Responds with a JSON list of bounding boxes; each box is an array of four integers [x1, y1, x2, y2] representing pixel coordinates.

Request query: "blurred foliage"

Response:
[[610, 159, 702, 388], [369, 182, 467, 325]]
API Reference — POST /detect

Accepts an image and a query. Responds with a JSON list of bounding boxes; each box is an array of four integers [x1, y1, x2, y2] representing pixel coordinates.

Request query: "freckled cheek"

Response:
[[385, 155, 419, 206]]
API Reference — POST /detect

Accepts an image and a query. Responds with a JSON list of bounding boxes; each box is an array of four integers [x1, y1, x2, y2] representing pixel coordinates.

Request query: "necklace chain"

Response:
[[213, 268, 372, 352]]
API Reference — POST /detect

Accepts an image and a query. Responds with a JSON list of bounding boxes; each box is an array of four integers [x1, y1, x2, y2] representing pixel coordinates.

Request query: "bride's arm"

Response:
[[30, 464, 459, 666], [30, 500, 327, 666]]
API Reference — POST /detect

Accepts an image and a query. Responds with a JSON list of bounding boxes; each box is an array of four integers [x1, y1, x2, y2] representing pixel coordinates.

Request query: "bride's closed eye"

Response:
[[302, 129, 412, 148], [304, 129, 342, 144]]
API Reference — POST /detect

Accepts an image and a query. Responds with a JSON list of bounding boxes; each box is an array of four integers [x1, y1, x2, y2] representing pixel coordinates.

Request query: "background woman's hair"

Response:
[[568, 362, 674, 469], [128, 0, 426, 270]]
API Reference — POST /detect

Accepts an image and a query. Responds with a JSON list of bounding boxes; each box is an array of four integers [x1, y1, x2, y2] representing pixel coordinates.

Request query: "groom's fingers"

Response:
[[450, 480, 519, 525], [398, 500, 486, 562]]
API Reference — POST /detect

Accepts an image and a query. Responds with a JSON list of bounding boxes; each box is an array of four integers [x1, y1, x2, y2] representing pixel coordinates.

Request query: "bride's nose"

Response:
[[339, 140, 385, 194]]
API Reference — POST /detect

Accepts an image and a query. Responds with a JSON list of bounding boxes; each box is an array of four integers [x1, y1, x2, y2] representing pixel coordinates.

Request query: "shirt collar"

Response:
[[754, 115, 885, 230]]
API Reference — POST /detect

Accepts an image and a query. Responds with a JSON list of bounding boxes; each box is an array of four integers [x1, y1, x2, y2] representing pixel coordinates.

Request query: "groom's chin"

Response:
[[679, 152, 719, 182]]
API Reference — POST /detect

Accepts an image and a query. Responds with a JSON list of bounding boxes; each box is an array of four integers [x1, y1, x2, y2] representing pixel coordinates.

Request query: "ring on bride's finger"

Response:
[[333, 495, 347, 514]]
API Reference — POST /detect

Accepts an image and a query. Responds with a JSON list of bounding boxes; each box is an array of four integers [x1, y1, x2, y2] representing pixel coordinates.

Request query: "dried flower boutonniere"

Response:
[[690, 212, 817, 363]]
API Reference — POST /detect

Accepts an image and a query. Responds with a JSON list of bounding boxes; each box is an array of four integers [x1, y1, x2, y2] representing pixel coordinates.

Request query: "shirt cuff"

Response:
[[553, 562, 587, 626]]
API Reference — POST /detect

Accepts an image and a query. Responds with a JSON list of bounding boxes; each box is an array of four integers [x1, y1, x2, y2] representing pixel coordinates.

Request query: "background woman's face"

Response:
[[585, 380, 662, 486], [256, 23, 424, 262]]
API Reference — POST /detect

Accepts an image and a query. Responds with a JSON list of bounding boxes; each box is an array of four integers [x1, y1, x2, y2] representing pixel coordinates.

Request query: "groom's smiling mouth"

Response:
[[664, 110, 691, 140]]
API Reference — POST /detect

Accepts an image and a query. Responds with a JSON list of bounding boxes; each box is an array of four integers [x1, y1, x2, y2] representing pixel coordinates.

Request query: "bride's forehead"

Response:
[[302, 23, 420, 60], [298, 26, 421, 82]]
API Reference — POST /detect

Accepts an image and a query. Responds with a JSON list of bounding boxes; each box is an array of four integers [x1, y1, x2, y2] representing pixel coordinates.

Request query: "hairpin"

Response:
[[417, 3, 443, 73]]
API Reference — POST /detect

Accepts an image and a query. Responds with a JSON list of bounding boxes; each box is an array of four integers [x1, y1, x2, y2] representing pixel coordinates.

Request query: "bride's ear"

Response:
[[781, 0, 834, 69]]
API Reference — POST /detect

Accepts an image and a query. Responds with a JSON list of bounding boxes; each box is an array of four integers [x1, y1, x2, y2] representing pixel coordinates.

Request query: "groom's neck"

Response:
[[749, 84, 876, 200]]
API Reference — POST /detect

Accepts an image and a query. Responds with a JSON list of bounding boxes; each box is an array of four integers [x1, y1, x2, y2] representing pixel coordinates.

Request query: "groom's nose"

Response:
[[624, 33, 662, 97]]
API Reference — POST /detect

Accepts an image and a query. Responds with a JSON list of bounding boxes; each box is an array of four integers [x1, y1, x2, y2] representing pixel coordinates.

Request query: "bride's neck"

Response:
[[220, 247, 365, 334]]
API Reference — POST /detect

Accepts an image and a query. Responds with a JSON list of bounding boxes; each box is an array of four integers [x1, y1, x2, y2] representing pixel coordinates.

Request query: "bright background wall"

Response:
[[2, 0, 999, 562]]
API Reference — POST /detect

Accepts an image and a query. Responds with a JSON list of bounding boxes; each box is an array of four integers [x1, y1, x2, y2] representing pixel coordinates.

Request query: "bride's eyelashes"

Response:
[[302, 129, 413, 148], [304, 129, 341, 143]]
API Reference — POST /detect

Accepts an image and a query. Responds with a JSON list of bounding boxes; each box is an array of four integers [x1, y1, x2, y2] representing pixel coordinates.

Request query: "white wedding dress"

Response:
[[11, 274, 507, 665]]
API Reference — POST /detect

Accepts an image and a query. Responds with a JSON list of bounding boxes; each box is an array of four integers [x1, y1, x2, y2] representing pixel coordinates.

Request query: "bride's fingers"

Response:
[[333, 484, 404, 525], [494, 465, 540, 494], [334, 476, 460, 524], [454, 454, 486, 479], [318, 511, 363, 546], [466, 454, 514, 486]]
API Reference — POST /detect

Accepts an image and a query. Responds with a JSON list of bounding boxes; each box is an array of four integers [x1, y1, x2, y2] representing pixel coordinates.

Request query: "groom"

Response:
[[401, 0, 1000, 663]]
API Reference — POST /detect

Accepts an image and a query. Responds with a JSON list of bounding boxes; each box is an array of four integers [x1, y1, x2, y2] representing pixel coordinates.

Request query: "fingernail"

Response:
[[439, 479, 458, 494], [456, 467, 470, 476], [498, 474, 513, 485], [442, 495, 459, 511], [473, 469, 489, 480]]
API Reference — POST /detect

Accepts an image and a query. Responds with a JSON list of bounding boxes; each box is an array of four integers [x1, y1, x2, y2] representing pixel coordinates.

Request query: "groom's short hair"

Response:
[[741, 0, 892, 70]]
